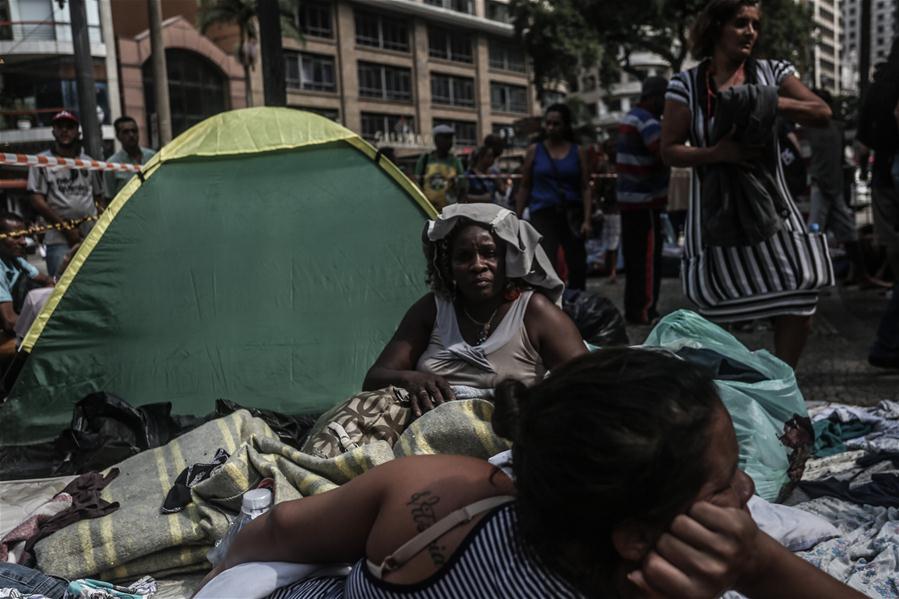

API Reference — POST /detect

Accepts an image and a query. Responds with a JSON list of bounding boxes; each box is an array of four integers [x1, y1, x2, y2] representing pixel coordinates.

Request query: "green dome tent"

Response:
[[0, 107, 436, 444]]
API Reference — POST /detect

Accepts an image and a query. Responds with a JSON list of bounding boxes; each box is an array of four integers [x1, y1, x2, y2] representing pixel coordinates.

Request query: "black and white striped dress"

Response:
[[267, 503, 583, 598], [666, 59, 834, 322]]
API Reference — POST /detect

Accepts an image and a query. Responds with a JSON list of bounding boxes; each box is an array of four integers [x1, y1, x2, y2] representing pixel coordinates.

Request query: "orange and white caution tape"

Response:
[[1, 152, 142, 173]]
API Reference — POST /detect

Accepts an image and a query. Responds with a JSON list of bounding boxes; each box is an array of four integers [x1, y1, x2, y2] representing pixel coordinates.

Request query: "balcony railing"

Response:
[[0, 20, 103, 44], [424, 0, 475, 16], [1, 107, 67, 131]]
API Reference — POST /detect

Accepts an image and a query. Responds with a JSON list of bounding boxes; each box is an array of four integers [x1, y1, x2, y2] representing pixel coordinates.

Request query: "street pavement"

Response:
[[590, 274, 898, 407]]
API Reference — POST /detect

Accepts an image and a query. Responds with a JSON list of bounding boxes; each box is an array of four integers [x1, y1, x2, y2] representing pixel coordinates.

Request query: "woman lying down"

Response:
[[195, 348, 864, 598]]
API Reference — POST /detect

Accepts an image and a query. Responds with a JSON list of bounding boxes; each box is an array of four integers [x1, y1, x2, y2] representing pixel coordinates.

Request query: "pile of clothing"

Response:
[[783, 400, 899, 596]]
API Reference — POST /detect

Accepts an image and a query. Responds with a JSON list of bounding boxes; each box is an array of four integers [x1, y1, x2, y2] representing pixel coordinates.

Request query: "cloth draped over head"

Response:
[[424, 203, 565, 305]]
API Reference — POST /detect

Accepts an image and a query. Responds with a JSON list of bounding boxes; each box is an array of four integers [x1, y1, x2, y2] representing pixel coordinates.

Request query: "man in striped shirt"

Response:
[[616, 77, 670, 325]]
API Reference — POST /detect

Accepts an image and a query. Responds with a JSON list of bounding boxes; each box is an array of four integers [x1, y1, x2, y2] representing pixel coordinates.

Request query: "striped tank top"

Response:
[[267, 503, 584, 598]]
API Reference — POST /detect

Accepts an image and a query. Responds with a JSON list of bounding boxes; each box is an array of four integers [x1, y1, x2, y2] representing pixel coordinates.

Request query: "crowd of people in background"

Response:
[[5, 17, 898, 374], [0, 113, 159, 360], [400, 6, 898, 374]]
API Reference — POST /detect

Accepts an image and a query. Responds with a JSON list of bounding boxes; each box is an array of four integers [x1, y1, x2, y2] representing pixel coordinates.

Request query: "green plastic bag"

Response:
[[643, 310, 811, 502]]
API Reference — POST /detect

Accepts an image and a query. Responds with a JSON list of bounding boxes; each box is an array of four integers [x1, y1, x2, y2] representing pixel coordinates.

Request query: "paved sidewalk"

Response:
[[591, 276, 898, 407]]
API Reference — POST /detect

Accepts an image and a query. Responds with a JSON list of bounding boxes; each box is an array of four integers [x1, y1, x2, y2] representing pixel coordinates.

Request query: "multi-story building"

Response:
[[0, 0, 121, 154], [810, 0, 841, 93], [841, 0, 897, 92], [287, 0, 540, 153], [109, 0, 249, 148]]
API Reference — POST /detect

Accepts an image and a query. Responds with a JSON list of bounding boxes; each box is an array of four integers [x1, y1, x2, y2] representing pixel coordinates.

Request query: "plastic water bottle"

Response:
[[206, 488, 272, 566]]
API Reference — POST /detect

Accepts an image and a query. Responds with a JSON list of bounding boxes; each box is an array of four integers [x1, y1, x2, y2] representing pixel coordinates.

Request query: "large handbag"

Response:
[[301, 386, 412, 459]]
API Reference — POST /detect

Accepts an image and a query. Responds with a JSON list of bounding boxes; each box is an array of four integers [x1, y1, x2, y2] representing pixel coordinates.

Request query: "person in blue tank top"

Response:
[[515, 104, 593, 290]]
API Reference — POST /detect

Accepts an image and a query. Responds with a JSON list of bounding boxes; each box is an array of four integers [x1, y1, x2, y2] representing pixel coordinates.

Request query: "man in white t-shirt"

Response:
[[27, 111, 104, 277]]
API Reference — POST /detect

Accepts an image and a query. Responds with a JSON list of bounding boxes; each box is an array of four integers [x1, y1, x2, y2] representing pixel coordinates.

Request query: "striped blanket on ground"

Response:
[[33, 400, 508, 581]]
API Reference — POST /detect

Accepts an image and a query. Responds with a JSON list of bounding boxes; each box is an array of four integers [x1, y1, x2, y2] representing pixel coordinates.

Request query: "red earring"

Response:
[[503, 285, 521, 302]]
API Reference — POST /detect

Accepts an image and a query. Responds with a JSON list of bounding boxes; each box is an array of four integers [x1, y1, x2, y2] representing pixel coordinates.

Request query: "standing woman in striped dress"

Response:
[[660, 0, 833, 369]]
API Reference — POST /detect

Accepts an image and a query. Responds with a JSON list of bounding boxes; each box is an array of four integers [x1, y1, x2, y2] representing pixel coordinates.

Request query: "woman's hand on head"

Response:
[[400, 371, 456, 418], [629, 501, 762, 598]]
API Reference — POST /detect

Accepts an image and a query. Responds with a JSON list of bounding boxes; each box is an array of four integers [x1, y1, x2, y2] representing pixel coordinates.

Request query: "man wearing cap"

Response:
[[615, 76, 671, 325], [104, 116, 155, 202], [415, 124, 467, 211], [27, 111, 104, 278]]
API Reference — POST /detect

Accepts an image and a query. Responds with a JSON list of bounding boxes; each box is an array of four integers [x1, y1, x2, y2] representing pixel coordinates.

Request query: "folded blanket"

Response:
[[34, 411, 278, 581], [34, 400, 505, 581]]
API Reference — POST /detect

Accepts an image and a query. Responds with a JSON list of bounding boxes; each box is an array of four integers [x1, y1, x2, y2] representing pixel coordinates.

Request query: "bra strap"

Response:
[[367, 495, 515, 579]]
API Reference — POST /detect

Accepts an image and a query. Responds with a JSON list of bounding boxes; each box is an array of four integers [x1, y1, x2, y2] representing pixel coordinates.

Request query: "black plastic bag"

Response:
[[0, 392, 199, 480], [562, 289, 629, 346], [214, 399, 318, 450]]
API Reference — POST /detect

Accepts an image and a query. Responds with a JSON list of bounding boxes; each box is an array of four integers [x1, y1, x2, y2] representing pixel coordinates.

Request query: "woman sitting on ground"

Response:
[[197, 348, 864, 598], [363, 202, 586, 417]]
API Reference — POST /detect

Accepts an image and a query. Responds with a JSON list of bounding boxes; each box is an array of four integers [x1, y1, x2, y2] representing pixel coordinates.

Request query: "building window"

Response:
[[142, 49, 227, 139], [488, 40, 525, 72], [358, 62, 413, 102], [433, 118, 477, 146], [604, 98, 622, 113], [486, 1, 511, 23], [490, 82, 528, 113], [586, 103, 598, 118], [582, 74, 597, 91], [355, 10, 410, 52], [431, 73, 476, 108], [291, 106, 339, 121], [429, 27, 472, 63], [360, 112, 415, 141], [297, 2, 333, 39], [425, 0, 474, 15], [285, 52, 336, 92]]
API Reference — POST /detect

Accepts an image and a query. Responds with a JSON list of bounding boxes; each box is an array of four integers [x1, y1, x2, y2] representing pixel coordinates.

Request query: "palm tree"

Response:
[[197, 0, 302, 108]]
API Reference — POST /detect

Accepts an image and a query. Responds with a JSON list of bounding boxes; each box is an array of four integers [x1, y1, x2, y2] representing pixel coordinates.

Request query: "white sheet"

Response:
[[0, 476, 75, 539]]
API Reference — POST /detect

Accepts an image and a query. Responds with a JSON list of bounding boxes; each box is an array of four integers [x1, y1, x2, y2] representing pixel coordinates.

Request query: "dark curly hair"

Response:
[[690, 0, 761, 60], [492, 347, 723, 595]]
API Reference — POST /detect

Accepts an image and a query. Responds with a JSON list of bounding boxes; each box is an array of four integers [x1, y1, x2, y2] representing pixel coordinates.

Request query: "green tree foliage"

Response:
[[511, 0, 815, 91], [197, 0, 302, 106]]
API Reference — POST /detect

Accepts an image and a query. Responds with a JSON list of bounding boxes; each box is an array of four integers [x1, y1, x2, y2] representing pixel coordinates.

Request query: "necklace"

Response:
[[462, 306, 499, 345]]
